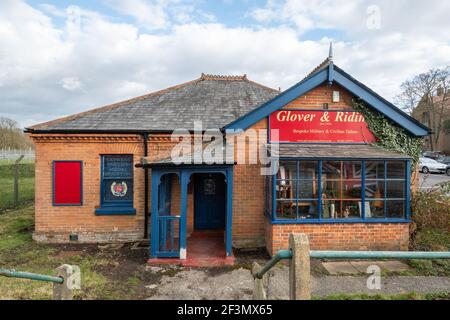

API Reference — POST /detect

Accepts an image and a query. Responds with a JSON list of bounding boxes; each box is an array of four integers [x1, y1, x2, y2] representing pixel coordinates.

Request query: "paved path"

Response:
[[419, 173, 450, 190], [146, 266, 450, 300], [268, 267, 450, 299]]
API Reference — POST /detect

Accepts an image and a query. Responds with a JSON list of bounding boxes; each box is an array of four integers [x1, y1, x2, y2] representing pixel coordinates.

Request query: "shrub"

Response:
[[410, 190, 450, 251]]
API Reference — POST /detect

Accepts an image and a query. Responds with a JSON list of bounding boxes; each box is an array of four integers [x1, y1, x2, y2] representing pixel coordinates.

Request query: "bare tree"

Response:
[[0, 116, 33, 150], [396, 67, 450, 151]]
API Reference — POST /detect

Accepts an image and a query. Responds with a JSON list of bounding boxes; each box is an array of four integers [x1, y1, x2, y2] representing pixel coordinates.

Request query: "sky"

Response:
[[1, 0, 449, 128]]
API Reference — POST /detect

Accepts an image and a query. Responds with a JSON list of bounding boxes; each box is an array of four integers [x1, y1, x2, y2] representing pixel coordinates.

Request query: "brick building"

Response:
[[26, 53, 431, 264]]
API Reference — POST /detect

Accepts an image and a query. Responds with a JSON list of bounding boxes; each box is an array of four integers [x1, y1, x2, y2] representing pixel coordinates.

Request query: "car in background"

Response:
[[422, 151, 444, 160], [419, 157, 447, 174], [435, 156, 450, 176], [437, 156, 450, 165]]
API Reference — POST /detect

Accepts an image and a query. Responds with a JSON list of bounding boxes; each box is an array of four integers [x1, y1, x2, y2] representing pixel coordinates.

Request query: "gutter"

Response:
[[142, 133, 149, 240]]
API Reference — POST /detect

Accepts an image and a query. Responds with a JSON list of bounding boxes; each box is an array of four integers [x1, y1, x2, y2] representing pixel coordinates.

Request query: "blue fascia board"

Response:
[[224, 63, 431, 137], [225, 68, 328, 130]]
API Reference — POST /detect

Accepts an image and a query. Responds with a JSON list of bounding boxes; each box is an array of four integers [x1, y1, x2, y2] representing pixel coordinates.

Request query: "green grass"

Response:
[[0, 158, 35, 166], [315, 292, 450, 300], [0, 161, 35, 211], [0, 205, 151, 300]]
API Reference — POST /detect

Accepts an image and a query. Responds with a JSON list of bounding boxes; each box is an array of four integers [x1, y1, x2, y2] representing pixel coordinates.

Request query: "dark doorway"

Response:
[[194, 173, 226, 230]]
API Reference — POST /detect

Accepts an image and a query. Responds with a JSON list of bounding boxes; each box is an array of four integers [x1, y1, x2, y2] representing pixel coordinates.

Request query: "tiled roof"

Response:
[[28, 74, 279, 132]]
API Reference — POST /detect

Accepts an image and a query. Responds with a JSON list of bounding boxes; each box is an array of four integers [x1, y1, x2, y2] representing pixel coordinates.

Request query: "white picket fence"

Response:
[[0, 149, 35, 161]]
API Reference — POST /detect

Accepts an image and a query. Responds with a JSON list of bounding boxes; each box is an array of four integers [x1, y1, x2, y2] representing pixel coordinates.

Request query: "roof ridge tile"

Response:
[[200, 73, 248, 81]]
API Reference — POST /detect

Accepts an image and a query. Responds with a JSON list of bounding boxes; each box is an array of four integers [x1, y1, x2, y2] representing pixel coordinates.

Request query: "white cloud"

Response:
[[61, 77, 83, 91], [0, 0, 449, 129], [106, 0, 168, 30]]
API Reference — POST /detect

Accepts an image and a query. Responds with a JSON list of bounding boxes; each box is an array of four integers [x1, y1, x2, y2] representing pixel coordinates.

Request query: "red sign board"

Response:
[[270, 110, 377, 143]]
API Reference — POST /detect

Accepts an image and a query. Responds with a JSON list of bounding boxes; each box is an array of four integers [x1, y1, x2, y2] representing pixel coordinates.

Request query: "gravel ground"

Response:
[[146, 265, 450, 300]]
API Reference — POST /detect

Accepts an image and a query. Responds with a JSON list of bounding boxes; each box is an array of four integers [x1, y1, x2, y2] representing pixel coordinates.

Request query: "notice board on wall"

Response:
[[53, 161, 82, 206]]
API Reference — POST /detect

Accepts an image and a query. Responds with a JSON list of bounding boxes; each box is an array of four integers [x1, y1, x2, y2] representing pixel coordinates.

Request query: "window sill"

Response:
[[95, 207, 136, 216], [267, 217, 410, 224]]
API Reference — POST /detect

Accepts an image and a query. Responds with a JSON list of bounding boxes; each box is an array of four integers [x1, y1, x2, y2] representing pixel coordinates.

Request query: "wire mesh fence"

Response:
[[0, 152, 35, 211]]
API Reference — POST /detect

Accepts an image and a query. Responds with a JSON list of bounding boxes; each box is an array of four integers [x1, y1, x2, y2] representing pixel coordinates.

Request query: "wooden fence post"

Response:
[[289, 233, 311, 300], [13, 155, 24, 208]]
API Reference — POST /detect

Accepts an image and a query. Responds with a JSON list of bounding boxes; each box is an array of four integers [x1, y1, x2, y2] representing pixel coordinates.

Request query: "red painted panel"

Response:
[[54, 161, 82, 205], [270, 110, 377, 143]]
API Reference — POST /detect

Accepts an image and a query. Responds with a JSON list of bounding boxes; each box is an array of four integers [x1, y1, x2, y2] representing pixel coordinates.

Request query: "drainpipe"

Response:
[[143, 133, 149, 239]]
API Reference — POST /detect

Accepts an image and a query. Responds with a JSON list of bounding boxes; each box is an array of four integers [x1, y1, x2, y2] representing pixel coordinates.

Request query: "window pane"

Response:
[[322, 200, 337, 219], [366, 200, 385, 218], [322, 200, 360, 219], [104, 155, 133, 178], [278, 161, 297, 180], [298, 161, 318, 199], [322, 161, 341, 179], [342, 180, 362, 199], [322, 179, 341, 199], [365, 161, 385, 180], [386, 181, 405, 198], [365, 180, 385, 199], [299, 161, 318, 179], [297, 201, 318, 219], [276, 180, 297, 200], [342, 161, 362, 180], [387, 162, 405, 179], [341, 201, 361, 218], [386, 200, 405, 218], [276, 200, 297, 219], [299, 180, 317, 199]]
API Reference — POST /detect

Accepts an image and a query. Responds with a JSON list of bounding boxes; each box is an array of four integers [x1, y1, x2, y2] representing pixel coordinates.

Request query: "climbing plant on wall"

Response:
[[353, 99, 423, 169]]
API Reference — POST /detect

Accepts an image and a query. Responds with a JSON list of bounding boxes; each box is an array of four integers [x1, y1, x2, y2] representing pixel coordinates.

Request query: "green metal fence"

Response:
[[0, 268, 63, 284], [255, 249, 450, 279]]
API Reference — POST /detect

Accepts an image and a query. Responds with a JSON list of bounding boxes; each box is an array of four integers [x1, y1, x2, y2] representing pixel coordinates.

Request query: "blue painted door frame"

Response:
[[150, 166, 234, 259], [194, 173, 226, 230]]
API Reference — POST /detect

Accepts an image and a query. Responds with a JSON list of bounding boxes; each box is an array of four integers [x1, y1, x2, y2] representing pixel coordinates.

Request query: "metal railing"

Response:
[[0, 268, 63, 284], [0, 265, 79, 300], [255, 249, 450, 280]]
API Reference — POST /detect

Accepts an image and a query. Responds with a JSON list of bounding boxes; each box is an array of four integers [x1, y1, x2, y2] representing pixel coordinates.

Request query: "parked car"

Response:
[[437, 156, 450, 165], [422, 151, 444, 160], [419, 157, 447, 174]]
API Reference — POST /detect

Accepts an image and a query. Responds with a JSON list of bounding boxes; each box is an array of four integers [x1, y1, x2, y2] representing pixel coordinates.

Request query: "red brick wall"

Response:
[[31, 134, 145, 243], [284, 83, 354, 110], [232, 118, 267, 248], [265, 218, 410, 255]]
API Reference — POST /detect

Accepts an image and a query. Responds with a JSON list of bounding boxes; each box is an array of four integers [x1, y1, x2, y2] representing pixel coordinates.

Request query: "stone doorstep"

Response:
[[323, 260, 411, 275]]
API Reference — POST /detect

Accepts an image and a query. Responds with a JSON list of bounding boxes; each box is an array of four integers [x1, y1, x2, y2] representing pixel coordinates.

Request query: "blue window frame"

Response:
[[271, 159, 411, 224], [95, 154, 136, 215]]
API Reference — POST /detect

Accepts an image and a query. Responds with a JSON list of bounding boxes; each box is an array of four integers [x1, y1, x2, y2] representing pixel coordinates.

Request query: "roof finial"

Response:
[[328, 42, 333, 62]]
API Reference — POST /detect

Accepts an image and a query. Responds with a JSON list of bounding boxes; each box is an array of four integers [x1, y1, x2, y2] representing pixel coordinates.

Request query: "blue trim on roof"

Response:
[[224, 63, 431, 137], [224, 68, 329, 131]]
